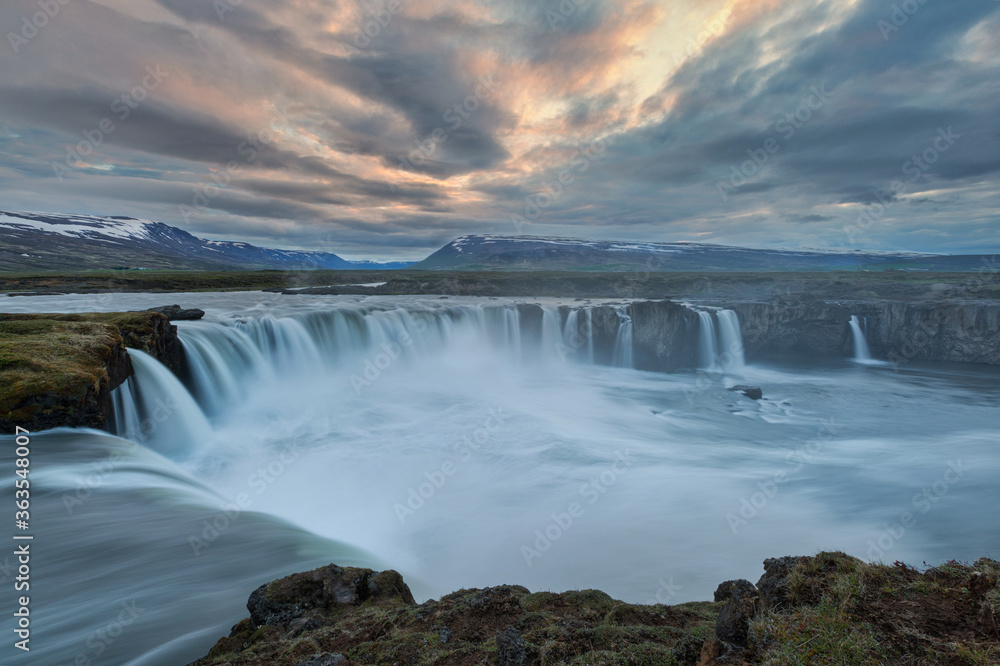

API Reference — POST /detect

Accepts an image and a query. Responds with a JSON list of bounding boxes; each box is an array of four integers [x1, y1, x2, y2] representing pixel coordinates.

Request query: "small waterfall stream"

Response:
[[696, 308, 746, 371], [697, 311, 718, 370], [850, 315, 873, 363], [612, 308, 634, 368]]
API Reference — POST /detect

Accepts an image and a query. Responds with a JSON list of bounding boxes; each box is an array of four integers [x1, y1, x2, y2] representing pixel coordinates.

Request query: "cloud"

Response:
[[0, 0, 996, 258]]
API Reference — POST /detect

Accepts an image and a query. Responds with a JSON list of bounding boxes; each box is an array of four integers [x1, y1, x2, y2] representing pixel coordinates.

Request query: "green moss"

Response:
[[0, 312, 170, 429], [750, 600, 889, 665]]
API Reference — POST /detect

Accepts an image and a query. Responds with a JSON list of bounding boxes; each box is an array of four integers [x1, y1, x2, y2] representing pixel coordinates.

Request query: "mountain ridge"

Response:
[[0, 211, 412, 271], [413, 234, 990, 272]]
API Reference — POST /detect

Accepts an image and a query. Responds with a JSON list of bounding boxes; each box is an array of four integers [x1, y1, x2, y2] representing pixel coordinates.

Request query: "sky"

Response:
[[0, 0, 998, 261]]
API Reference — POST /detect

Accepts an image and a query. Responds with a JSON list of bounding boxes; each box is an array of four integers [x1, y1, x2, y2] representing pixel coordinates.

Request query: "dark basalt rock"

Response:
[[495, 626, 528, 665], [0, 312, 183, 431], [296, 654, 346, 666], [714, 580, 758, 646], [146, 304, 205, 321], [756, 555, 807, 612], [729, 385, 763, 400], [194, 554, 1000, 665], [247, 564, 413, 629], [714, 578, 756, 603]]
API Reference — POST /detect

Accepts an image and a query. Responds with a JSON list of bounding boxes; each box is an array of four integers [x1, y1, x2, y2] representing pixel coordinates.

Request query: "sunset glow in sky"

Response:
[[1, 0, 998, 259]]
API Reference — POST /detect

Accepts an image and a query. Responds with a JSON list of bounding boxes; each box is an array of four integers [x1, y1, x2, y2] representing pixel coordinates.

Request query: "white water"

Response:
[[717, 310, 746, 370], [2, 292, 999, 666], [697, 308, 745, 371], [114, 349, 214, 458], [697, 311, 718, 370], [850, 315, 873, 363], [612, 308, 634, 368]]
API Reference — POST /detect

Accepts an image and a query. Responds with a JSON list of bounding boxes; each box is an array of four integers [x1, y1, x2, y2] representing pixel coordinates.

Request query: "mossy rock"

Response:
[[0, 311, 182, 431]]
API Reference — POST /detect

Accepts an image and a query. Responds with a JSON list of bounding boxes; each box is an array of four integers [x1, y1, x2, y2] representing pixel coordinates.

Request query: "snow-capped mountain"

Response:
[[414, 234, 974, 271], [0, 212, 409, 271]]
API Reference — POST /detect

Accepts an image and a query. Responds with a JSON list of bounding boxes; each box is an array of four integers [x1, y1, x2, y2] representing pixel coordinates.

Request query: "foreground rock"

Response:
[[144, 304, 206, 321], [728, 386, 763, 400], [193, 553, 1000, 665], [0, 311, 184, 431], [191, 564, 718, 666]]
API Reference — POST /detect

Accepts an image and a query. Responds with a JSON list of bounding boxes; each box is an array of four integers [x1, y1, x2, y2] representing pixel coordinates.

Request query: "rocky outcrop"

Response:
[[0, 317, 132, 432], [145, 304, 206, 321], [192, 565, 720, 666], [729, 386, 763, 400], [0, 311, 185, 431], [630, 300, 701, 372], [621, 297, 1000, 369], [729, 298, 1000, 366], [194, 553, 1000, 665]]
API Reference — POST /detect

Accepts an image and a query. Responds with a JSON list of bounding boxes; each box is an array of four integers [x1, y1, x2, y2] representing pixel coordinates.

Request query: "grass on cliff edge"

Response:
[[0, 312, 161, 424], [192, 552, 1000, 665], [749, 552, 1000, 665]]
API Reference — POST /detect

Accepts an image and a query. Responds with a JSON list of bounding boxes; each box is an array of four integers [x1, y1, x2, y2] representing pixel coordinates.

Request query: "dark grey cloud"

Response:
[[0, 0, 997, 258]]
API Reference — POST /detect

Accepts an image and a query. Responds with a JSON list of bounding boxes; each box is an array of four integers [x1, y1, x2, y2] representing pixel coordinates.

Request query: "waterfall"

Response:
[[716, 310, 745, 370], [562, 309, 580, 362], [113, 302, 672, 453], [849, 315, 873, 362], [585, 309, 594, 364], [111, 349, 212, 458], [505, 307, 522, 359], [697, 311, 718, 370], [110, 376, 141, 439], [179, 322, 271, 414], [693, 308, 745, 371], [541, 306, 562, 357], [560, 308, 595, 364], [612, 308, 634, 368]]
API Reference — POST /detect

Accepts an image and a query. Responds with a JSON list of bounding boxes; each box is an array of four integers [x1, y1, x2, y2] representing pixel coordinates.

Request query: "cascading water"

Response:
[[173, 304, 631, 404], [178, 321, 272, 414], [694, 308, 745, 371], [561, 308, 595, 364], [111, 349, 212, 458], [697, 311, 718, 370], [7, 291, 999, 666], [541, 306, 562, 359], [612, 308, 634, 368], [850, 315, 873, 362], [585, 309, 595, 364], [716, 309, 745, 370]]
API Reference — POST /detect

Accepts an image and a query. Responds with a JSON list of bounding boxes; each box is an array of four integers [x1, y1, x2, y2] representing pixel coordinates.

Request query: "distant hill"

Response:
[[0, 211, 412, 272], [413, 235, 992, 272]]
